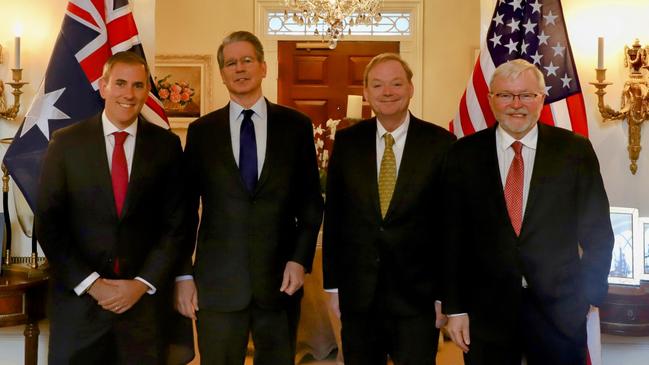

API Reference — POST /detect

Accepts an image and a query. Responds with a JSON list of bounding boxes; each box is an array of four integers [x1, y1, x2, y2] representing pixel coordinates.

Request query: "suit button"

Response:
[[107, 258, 113, 263], [379, 226, 385, 232], [376, 257, 381, 263]]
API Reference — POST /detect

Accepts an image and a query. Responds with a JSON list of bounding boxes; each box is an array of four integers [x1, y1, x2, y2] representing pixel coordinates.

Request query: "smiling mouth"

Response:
[[118, 103, 136, 108]]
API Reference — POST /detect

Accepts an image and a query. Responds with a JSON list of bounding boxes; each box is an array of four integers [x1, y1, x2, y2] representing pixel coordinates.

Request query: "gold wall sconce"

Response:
[[591, 38, 649, 174], [0, 37, 28, 121]]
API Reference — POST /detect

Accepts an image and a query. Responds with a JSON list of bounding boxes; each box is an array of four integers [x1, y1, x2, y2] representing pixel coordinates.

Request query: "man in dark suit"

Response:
[[174, 31, 323, 365], [322, 53, 455, 365], [443, 59, 614, 365], [36, 51, 185, 364]]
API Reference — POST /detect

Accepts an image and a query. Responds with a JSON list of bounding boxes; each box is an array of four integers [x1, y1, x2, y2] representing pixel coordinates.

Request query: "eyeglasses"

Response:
[[491, 92, 541, 103]]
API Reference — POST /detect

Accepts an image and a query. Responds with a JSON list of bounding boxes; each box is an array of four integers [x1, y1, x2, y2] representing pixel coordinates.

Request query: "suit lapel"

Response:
[[120, 119, 151, 219], [384, 117, 420, 220], [358, 119, 381, 219], [255, 99, 274, 194], [521, 123, 549, 236], [86, 115, 118, 218]]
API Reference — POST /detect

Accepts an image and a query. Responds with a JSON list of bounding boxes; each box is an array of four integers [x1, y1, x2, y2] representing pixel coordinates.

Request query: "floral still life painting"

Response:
[[154, 66, 201, 118]]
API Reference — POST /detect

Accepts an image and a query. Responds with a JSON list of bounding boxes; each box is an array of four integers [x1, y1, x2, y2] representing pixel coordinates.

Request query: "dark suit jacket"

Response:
[[35, 113, 185, 362], [180, 99, 323, 312], [442, 123, 614, 344], [322, 115, 456, 316]]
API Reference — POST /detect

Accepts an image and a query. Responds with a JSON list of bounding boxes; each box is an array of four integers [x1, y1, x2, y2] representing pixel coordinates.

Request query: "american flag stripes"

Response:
[[451, 0, 588, 138], [3, 0, 167, 210]]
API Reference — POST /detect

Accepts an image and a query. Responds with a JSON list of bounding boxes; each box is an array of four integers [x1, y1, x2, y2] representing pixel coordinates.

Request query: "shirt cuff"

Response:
[[324, 288, 338, 293], [74, 272, 100, 296], [448, 313, 468, 317], [135, 277, 156, 295], [176, 275, 193, 282]]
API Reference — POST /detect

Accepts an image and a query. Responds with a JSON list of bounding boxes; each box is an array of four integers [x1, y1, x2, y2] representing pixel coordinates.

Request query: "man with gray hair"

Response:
[[443, 58, 614, 365], [174, 30, 323, 365]]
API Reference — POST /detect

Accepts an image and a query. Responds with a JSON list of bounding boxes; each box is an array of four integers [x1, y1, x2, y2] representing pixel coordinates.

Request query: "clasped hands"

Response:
[[88, 278, 148, 314], [174, 261, 306, 320]]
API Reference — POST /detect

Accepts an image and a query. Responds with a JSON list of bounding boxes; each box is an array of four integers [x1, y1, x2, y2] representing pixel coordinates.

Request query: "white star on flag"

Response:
[[552, 42, 566, 57], [561, 74, 572, 88], [505, 38, 519, 54], [493, 12, 505, 26], [537, 31, 550, 45], [21, 85, 70, 139], [523, 19, 537, 34], [509, 0, 523, 11], [544, 10, 558, 25], [507, 18, 521, 32], [490, 33, 503, 47], [544, 61, 559, 77], [530, 0, 542, 14], [531, 51, 543, 65]]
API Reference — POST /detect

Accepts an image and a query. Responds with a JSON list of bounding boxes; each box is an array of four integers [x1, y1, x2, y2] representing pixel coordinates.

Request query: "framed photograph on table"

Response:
[[608, 207, 643, 285], [154, 55, 213, 130], [639, 217, 649, 282]]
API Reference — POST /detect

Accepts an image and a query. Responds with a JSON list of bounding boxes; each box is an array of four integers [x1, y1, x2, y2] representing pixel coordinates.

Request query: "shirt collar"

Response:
[[229, 97, 267, 121], [497, 122, 538, 152], [102, 111, 138, 138], [376, 112, 410, 142]]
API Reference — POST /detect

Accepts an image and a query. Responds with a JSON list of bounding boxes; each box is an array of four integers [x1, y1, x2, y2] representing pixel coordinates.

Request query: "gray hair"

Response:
[[489, 58, 545, 92], [217, 31, 265, 69]]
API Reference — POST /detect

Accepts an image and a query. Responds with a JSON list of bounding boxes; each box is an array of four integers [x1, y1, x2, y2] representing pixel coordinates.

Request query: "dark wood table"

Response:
[[0, 267, 48, 365]]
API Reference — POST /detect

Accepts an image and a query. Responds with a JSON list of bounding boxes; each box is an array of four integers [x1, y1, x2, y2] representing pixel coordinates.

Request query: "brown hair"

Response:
[[101, 51, 150, 85], [363, 53, 413, 87]]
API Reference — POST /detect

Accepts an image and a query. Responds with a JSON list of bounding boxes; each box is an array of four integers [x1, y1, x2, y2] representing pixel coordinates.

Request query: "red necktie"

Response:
[[111, 131, 129, 218], [504, 141, 524, 236]]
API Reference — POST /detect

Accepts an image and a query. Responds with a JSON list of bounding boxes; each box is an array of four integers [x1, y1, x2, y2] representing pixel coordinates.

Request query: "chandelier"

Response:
[[283, 0, 383, 49]]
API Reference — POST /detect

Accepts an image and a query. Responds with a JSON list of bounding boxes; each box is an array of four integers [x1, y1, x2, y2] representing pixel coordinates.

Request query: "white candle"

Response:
[[597, 37, 604, 69], [14, 36, 21, 69], [346, 95, 363, 119]]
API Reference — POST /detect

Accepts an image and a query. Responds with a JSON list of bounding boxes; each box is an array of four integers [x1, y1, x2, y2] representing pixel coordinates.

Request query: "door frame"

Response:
[[254, 0, 424, 117]]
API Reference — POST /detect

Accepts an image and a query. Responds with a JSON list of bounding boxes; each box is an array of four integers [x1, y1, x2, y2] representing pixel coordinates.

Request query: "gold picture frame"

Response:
[[154, 54, 213, 130]]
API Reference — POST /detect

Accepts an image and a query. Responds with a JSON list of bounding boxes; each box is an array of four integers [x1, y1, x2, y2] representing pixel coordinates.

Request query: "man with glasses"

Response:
[[443, 59, 614, 365], [174, 31, 323, 365]]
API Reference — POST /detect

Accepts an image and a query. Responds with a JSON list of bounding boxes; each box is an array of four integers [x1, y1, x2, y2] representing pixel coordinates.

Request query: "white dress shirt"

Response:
[[229, 97, 268, 176], [74, 112, 155, 296]]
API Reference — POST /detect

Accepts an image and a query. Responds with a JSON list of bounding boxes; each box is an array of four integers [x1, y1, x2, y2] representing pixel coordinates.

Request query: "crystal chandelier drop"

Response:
[[283, 0, 383, 49]]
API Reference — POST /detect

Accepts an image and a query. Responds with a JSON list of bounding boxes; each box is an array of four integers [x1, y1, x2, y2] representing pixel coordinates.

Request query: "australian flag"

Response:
[[3, 0, 168, 210]]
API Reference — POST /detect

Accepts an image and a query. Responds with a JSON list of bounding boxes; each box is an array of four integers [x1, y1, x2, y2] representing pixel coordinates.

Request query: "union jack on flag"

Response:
[[450, 0, 588, 139], [3, 0, 167, 210]]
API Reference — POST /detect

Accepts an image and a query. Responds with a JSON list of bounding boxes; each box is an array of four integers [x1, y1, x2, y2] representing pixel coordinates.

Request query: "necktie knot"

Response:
[[384, 133, 395, 148], [113, 131, 128, 146], [242, 109, 255, 121], [511, 140, 523, 155]]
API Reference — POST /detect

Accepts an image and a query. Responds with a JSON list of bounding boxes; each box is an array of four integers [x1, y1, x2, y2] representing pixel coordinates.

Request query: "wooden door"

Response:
[[277, 41, 399, 126]]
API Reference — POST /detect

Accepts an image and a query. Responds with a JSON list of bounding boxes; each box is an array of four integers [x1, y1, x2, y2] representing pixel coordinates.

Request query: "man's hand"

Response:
[[435, 301, 448, 328], [328, 292, 341, 319], [446, 314, 471, 353], [97, 279, 148, 314], [175, 279, 199, 320], [280, 261, 305, 295], [87, 278, 119, 303]]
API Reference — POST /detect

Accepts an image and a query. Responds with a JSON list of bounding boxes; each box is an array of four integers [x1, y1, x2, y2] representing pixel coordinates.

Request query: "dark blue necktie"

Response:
[[239, 109, 257, 193]]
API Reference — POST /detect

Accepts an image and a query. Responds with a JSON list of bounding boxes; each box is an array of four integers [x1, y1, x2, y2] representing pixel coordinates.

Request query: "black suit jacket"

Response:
[[443, 123, 614, 343], [180, 99, 323, 311], [323, 115, 455, 316], [36, 113, 185, 361]]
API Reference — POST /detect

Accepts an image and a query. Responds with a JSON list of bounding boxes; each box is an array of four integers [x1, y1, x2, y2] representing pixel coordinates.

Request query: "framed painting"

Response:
[[154, 55, 213, 129], [608, 207, 643, 285]]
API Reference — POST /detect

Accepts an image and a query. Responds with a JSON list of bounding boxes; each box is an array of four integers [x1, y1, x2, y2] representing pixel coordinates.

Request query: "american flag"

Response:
[[3, 0, 168, 210], [450, 0, 588, 138]]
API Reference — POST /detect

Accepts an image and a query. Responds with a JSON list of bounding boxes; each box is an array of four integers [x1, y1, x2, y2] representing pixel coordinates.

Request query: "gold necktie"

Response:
[[378, 133, 396, 218]]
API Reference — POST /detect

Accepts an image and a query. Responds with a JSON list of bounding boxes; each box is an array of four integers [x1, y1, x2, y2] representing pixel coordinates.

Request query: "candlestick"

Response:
[[598, 37, 604, 69], [346, 95, 363, 119]]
